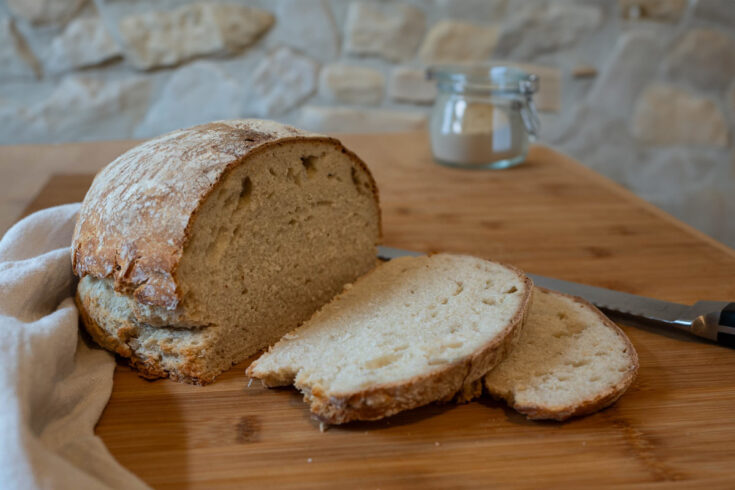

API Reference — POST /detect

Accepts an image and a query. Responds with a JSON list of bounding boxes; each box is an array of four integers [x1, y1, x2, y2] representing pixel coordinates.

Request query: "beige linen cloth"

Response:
[[0, 204, 149, 490]]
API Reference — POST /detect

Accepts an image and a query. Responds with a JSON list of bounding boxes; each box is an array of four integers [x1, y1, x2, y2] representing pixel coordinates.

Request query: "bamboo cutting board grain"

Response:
[[17, 132, 735, 488]]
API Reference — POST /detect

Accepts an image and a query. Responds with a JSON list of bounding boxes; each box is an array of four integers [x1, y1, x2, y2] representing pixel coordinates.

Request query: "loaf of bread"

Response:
[[247, 254, 533, 424], [72, 120, 381, 384], [483, 287, 638, 420]]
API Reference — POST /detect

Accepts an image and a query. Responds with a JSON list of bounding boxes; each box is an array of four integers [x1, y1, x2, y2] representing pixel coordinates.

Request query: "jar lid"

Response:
[[427, 63, 539, 95]]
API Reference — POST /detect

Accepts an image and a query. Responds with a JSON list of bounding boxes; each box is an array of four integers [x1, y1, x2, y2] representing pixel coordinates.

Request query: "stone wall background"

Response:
[[1, 0, 734, 246]]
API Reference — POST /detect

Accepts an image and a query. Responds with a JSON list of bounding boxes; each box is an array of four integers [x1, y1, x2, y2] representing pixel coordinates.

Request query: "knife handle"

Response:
[[718, 303, 735, 347]]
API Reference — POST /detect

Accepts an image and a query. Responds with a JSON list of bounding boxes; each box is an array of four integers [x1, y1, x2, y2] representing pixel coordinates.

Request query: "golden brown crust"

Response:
[[75, 288, 217, 385], [488, 287, 639, 422], [71, 120, 381, 310], [270, 264, 534, 425], [449, 379, 483, 405]]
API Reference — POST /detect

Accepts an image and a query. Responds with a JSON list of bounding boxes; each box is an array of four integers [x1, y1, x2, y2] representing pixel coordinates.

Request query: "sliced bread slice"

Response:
[[246, 254, 533, 424], [483, 287, 638, 421]]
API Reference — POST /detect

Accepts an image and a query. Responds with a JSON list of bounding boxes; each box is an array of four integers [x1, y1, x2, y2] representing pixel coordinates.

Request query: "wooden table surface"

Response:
[[8, 132, 735, 488]]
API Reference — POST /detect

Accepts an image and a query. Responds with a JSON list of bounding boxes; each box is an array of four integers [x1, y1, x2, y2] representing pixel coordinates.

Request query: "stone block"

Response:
[[626, 148, 734, 246], [632, 84, 728, 147], [419, 20, 499, 64], [319, 64, 384, 105], [135, 61, 242, 139], [587, 32, 663, 118], [7, 0, 87, 25], [249, 47, 318, 117], [433, 0, 507, 21], [118, 3, 274, 70], [663, 29, 735, 92], [25, 75, 152, 142], [45, 17, 121, 73], [552, 105, 641, 185], [693, 0, 735, 28], [345, 1, 425, 62], [388, 67, 436, 105], [495, 2, 602, 59], [0, 101, 30, 145], [272, 0, 339, 61], [0, 18, 39, 79]]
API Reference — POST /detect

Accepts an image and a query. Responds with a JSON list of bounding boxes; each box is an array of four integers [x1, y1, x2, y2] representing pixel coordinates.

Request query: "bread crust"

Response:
[[72, 119, 381, 310], [75, 287, 216, 384], [249, 259, 533, 425], [485, 287, 639, 421]]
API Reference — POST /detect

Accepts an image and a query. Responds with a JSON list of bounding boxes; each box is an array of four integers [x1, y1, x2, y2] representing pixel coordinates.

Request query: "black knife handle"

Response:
[[718, 303, 735, 347]]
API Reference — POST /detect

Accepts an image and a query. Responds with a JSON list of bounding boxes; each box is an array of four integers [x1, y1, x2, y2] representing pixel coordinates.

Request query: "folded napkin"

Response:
[[0, 205, 149, 490]]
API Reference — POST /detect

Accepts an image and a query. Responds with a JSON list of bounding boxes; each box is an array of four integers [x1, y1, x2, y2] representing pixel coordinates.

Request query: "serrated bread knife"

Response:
[[377, 246, 735, 347]]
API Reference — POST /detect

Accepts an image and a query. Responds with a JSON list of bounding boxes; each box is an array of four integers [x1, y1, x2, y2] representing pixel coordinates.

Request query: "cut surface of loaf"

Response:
[[483, 287, 638, 421], [247, 254, 532, 424], [73, 120, 381, 384]]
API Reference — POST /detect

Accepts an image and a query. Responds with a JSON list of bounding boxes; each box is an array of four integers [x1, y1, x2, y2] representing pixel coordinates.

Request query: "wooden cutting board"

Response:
[[20, 132, 735, 488]]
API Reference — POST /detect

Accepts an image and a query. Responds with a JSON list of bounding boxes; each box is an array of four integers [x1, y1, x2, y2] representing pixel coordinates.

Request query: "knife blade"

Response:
[[377, 246, 735, 347]]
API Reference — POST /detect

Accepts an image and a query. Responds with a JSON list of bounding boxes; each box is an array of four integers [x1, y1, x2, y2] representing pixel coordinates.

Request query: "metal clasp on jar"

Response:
[[518, 74, 540, 138]]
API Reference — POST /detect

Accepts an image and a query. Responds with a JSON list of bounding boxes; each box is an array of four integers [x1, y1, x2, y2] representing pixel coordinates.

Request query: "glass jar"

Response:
[[427, 64, 540, 170]]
